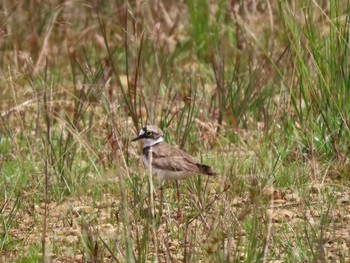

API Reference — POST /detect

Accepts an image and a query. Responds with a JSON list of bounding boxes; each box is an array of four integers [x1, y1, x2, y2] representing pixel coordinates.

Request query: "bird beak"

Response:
[[132, 128, 146, 142], [131, 134, 143, 142]]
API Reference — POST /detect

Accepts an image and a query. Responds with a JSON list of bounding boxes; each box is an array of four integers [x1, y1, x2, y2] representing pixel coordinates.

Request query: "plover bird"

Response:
[[131, 125, 218, 184]]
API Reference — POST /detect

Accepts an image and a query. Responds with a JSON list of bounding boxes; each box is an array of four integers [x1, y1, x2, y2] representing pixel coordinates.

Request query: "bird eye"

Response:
[[146, 131, 153, 136]]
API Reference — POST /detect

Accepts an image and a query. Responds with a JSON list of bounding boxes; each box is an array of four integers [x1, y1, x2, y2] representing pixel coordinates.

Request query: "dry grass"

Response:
[[1, 0, 350, 262]]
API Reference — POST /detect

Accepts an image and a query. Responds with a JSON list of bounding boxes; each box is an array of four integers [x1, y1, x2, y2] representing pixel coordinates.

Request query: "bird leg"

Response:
[[159, 186, 164, 218], [175, 181, 181, 219]]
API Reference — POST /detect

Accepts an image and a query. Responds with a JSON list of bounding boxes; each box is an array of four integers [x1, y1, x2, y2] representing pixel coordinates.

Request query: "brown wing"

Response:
[[150, 143, 218, 175]]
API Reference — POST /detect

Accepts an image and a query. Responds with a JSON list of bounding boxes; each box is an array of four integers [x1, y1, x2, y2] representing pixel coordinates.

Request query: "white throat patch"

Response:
[[142, 136, 164, 148]]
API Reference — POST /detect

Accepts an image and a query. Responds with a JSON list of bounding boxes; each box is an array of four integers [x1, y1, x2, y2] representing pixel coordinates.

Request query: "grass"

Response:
[[0, 0, 349, 262]]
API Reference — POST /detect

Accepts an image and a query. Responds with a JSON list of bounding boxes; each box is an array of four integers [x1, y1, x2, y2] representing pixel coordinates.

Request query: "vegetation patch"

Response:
[[0, 0, 349, 262]]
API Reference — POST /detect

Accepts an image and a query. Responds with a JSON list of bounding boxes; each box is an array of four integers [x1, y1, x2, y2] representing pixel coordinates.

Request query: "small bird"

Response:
[[131, 125, 218, 185]]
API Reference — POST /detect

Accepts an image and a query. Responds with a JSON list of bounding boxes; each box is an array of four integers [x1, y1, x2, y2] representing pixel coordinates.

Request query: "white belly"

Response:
[[142, 155, 195, 185]]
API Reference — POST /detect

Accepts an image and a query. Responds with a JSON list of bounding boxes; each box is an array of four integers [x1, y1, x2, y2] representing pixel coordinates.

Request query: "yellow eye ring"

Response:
[[146, 131, 153, 136]]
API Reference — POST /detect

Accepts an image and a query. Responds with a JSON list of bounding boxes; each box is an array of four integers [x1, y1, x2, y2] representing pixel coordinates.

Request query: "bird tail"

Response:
[[198, 164, 219, 176]]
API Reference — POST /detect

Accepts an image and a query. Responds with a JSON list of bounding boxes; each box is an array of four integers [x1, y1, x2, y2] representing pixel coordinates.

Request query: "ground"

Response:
[[1, 0, 350, 262]]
